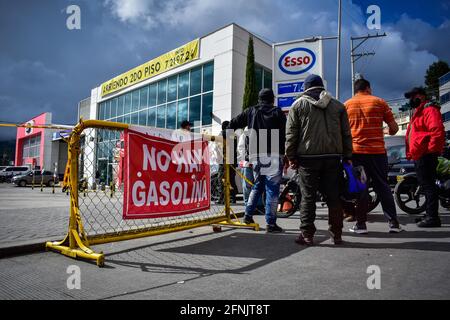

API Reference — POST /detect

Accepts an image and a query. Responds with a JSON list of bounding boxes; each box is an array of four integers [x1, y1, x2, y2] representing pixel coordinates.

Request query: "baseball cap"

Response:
[[404, 87, 427, 99]]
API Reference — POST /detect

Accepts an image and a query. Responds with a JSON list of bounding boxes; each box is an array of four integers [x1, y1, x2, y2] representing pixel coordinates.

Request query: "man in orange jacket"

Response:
[[405, 87, 446, 228]]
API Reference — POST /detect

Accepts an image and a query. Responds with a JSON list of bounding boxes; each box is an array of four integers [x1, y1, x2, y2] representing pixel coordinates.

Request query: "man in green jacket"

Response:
[[286, 74, 353, 245]]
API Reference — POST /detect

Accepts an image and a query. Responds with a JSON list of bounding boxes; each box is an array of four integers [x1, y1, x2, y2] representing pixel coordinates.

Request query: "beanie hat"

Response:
[[258, 88, 275, 103], [304, 74, 324, 91]]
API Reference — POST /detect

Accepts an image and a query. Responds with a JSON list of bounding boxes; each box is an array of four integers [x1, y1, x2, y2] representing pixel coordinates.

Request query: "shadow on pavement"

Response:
[[100, 229, 334, 299], [105, 230, 327, 275]]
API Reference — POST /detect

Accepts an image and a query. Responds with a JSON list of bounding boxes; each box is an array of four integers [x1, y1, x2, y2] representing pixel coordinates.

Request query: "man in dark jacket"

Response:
[[405, 87, 446, 228], [229, 88, 286, 233], [286, 74, 353, 245]]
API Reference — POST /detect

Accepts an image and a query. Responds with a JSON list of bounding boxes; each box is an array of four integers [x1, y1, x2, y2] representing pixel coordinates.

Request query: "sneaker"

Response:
[[266, 224, 283, 233], [389, 221, 404, 233], [417, 219, 441, 228], [295, 233, 314, 246], [243, 215, 255, 225], [349, 224, 369, 234]]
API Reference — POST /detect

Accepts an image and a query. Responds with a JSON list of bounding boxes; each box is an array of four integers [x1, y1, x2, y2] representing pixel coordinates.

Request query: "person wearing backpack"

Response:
[[285, 74, 353, 245], [229, 88, 287, 233]]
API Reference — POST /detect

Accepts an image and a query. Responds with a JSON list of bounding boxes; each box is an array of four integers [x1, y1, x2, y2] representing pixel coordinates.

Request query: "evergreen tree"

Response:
[[425, 60, 449, 99], [242, 36, 258, 111]]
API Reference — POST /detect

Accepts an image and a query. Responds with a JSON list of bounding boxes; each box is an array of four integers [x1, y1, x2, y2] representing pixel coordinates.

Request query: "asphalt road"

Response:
[[0, 183, 449, 300]]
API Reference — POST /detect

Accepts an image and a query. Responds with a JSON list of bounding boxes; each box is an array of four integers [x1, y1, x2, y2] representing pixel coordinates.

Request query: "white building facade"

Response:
[[88, 23, 272, 134], [82, 24, 273, 184]]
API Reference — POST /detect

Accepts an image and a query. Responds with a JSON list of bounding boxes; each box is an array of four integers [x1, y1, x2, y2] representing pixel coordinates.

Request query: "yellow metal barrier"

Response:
[[46, 120, 258, 267]]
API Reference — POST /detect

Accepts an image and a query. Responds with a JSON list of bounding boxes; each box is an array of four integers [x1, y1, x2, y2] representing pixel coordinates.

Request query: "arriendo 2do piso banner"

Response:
[[101, 39, 200, 97], [123, 129, 211, 220], [273, 38, 323, 110]]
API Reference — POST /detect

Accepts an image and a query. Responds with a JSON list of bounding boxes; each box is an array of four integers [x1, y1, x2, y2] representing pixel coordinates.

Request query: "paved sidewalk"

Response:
[[0, 205, 449, 300], [0, 184, 69, 248]]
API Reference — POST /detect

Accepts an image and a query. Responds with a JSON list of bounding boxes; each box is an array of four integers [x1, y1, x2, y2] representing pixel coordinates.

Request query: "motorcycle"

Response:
[[276, 171, 380, 218], [394, 170, 450, 215]]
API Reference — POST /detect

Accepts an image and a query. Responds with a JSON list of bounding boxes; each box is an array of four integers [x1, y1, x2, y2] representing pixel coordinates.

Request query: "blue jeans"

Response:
[[245, 158, 283, 225]]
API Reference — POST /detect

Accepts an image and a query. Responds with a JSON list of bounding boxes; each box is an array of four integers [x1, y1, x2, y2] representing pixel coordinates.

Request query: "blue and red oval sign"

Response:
[[278, 47, 316, 75]]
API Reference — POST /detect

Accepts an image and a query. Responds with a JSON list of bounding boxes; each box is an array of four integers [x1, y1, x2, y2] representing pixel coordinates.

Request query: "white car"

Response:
[[0, 166, 31, 182]]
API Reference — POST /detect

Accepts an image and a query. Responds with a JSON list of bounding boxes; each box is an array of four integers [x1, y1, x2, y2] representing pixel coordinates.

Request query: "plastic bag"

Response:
[[436, 157, 450, 177], [341, 163, 368, 201]]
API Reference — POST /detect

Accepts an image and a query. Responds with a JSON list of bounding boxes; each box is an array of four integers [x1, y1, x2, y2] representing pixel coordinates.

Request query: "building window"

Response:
[[178, 71, 189, 99], [157, 104, 166, 128], [131, 90, 140, 113], [124, 93, 132, 114], [255, 65, 263, 92], [202, 93, 213, 126], [111, 98, 118, 118], [147, 107, 156, 127], [130, 112, 139, 125], [188, 96, 200, 127], [149, 84, 157, 107], [443, 111, 450, 123], [138, 109, 147, 126], [22, 134, 41, 167], [439, 72, 450, 87], [440, 92, 450, 105], [255, 64, 273, 92], [203, 62, 214, 92], [157, 79, 167, 105], [167, 76, 178, 102], [117, 96, 124, 116], [190, 66, 202, 96], [139, 86, 148, 110], [178, 99, 189, 128], [98, 60, 215, 167], [96, 61, 216, 184], [166, 102, 177, 129]]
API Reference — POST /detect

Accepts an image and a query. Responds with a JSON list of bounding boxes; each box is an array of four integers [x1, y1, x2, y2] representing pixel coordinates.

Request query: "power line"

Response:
[[350, 32, 387, 96], [359, 37, 381, 75]]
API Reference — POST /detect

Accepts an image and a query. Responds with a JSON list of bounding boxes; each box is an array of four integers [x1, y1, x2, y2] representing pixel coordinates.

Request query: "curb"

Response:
[[0, 239, 55, 259], [0, 213, 249, 259]]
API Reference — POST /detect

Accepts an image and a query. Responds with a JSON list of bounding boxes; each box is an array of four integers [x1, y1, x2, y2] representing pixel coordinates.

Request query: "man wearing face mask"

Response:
[[405, 87, 446, 228]]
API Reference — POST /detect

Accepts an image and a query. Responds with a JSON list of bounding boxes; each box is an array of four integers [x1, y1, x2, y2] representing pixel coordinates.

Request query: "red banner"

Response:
[[123, 129, 210, 220]]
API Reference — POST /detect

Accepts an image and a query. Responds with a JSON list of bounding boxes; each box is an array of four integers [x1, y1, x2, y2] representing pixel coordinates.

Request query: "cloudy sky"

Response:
[[0, 0, 449, 140]]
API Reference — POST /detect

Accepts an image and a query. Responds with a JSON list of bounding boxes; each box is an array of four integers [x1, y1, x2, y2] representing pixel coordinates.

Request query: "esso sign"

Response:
[[278, 47, 316, 75]]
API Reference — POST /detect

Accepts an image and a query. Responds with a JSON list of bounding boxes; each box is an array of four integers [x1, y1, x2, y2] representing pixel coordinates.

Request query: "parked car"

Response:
[[12, 170, 59, 187], [385, 136, 415, 188], [0, 166, 30, 182]]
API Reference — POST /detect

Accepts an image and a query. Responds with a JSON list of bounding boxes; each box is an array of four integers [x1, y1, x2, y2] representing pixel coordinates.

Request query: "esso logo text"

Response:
[[279, 47, 316, 75]]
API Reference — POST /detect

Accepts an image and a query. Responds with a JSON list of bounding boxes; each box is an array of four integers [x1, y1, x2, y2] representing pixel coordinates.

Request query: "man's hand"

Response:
[[289, 159, 299, 170]]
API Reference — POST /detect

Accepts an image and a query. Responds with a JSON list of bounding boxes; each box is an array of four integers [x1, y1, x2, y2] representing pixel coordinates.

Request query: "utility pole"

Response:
[[336, 0, 342, 100], [351, 32, 386, 96]]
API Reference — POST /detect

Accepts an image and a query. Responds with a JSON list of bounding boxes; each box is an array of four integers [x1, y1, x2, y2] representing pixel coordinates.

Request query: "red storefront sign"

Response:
[[123, 129, 210, 220]]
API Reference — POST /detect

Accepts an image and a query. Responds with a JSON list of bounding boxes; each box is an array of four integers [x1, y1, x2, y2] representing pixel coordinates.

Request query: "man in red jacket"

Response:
[[405, 87, 446, 228]]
